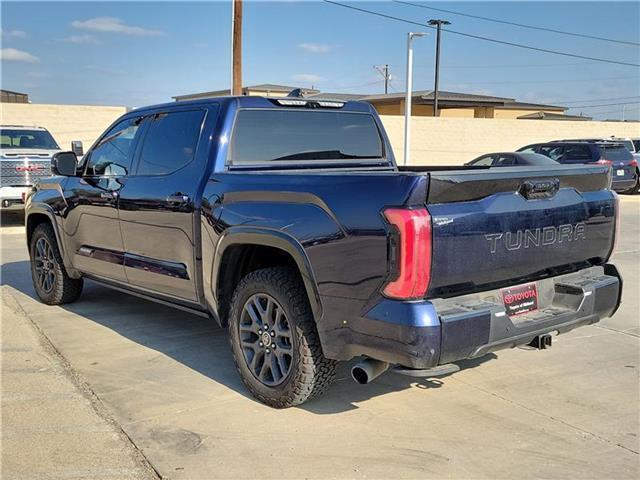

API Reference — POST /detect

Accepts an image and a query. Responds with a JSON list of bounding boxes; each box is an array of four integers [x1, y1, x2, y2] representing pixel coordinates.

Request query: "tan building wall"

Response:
[[380, 115, 640, 165], [1, 103, 128, 150]]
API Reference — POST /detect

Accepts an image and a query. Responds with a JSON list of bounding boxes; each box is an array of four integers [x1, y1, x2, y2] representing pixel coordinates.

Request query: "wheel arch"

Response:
[[26, 205, 78, 277], [212, 227, 322, 326]]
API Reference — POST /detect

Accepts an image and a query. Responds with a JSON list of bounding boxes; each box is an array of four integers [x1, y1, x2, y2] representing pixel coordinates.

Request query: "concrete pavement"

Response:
[[1, 197, 639, 479], [1, 285, 158, 480]]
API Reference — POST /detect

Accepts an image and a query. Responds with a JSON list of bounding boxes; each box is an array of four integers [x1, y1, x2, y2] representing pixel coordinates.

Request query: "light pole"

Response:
[[428, 19, 450, 117], [404, 32, 427, 166]]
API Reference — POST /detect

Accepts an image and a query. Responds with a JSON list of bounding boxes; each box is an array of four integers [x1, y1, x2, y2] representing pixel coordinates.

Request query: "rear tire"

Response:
[[623, 173, 640, 194], [228, 267, 337, 408], [29, 223, 83, 305]]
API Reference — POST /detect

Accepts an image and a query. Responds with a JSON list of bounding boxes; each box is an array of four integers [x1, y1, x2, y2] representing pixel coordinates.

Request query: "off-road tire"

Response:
[[30, 223, 83, 305], [228, 267, 337, 408]]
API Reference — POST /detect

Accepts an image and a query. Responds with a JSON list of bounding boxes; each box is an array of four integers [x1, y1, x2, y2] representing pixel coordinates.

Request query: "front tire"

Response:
[[29, 223, 83, 305], [228, 267, 337, 408]]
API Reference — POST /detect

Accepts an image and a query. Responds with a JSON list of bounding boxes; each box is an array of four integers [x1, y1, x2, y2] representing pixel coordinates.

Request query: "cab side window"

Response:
[[136, 110, 205, 175], [85, 117, 142, 177], [472, 155, 494, 166], [493, 155, 515, 166]]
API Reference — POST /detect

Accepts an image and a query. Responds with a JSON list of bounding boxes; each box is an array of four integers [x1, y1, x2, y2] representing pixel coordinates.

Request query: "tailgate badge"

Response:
[[519, 178, 560, 199]]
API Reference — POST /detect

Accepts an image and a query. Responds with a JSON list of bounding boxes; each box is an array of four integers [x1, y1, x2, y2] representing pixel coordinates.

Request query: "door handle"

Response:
[[100, 191, 118, 200], [166, 194, 190, 204]]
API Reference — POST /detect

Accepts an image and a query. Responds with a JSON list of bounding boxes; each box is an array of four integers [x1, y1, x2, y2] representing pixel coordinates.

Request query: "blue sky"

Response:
[[2, 1, 639, 119]]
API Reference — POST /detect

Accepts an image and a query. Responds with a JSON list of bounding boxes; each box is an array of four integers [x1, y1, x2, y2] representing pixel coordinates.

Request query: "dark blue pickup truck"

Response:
[[25, 96, 622, 407]]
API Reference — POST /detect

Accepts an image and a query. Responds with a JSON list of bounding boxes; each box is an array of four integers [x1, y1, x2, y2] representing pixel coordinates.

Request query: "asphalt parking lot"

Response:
[[2, 196, 639, 479]]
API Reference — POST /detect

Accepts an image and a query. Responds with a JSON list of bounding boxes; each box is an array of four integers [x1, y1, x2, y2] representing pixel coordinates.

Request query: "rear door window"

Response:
[[136, 110, 205, 175], [562, 145, 593, 162], [539, 145, 564, 161], [229, 110, 384, 165]]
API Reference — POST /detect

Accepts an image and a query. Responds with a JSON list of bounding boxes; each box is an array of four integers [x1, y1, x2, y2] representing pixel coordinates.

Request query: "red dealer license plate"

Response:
[[501, 283, 538, 316]]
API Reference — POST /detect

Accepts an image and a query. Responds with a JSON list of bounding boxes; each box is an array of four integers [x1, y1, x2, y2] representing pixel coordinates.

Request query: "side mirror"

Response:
[[71, 140, 84, 157], [51, 152, 78, 176]]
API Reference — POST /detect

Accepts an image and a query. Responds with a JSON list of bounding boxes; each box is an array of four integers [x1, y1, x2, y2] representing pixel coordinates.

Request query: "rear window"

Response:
[[0, 129, 59, 149], [228, 110, 384, 165], [600, 146, 633, 161]]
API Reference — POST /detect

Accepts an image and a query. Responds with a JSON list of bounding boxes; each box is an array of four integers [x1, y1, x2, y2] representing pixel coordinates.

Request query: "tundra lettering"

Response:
[[25, 95, 621, 407], [485, 222, 587, 254]]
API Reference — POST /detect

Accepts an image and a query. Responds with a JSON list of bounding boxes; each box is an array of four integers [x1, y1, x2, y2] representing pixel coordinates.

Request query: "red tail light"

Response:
[[382, 207, 432, 299], [630, 159, 638, 168], [597, 159, 613, 165], [611, 191, 620, 257]]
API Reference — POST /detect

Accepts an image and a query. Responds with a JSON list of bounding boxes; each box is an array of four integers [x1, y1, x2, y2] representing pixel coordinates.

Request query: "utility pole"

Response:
[[231, 0, 243, 96], [374, 64, 391, 94], [404, 32, 427, 166], [428, 19, 450, 117]]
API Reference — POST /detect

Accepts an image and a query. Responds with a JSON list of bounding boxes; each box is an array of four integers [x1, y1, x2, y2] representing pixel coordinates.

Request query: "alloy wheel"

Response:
[[34, 237, 56, 294], [239, 293, 294, 386]]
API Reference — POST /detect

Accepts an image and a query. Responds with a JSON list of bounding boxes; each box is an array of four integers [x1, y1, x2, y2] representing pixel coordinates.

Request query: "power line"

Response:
[[322, 1, 640, 68], [393, 0, 640, 47], [581, 107, 640, 117], [438, 61, 599, 69], [448, 75, 638, 86], [548, 95, 640, 104], [568, 101, 640, 109]]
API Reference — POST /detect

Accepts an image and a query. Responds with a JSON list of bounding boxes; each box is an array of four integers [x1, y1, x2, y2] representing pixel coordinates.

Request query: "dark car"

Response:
[[466, 152, 559, 167], [518, 141, 638, 193], [25, 96, 622, 407]]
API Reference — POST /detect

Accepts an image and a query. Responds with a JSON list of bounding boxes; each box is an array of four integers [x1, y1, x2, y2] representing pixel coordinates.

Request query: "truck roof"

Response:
[[129, 95, 376, 115]]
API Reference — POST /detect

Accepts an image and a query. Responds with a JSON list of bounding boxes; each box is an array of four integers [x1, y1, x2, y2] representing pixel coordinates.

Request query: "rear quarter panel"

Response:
[[200, 172, 423, 332]]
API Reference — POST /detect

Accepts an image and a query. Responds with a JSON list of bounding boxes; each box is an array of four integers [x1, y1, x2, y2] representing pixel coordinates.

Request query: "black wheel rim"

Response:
[[239, 293, 294, 387], [34, 237, 56, 294]]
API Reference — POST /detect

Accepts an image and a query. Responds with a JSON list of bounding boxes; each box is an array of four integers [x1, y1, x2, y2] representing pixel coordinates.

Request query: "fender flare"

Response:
[[25, 203, 78, 277], [211, 227, 323, 322]]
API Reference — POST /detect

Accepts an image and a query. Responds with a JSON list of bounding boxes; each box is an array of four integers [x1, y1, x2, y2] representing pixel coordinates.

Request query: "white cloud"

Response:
[[72, 17, 163, 36], [292, 74, 325, 83], [1, 29, 27, 39], [58, 34, 101, 45], [298, 43, 331, 54], [0, 48, 39, 63]]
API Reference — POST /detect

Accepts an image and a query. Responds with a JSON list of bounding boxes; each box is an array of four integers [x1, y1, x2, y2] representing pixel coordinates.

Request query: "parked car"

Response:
[[0, 126, 62, 210], [518, 140, 638, 193], [466, 152, 559, 167], [25, 96, 622, 407]]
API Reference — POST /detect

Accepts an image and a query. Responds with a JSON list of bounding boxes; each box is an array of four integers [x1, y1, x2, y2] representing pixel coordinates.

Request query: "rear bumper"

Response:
[[612, 178, 637, 192], [321, 265, 622, 368]]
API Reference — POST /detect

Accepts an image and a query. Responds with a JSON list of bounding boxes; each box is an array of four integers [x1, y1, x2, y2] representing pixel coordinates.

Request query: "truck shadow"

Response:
[[1, 211, 25, 227], [2, 259, 497, 414]]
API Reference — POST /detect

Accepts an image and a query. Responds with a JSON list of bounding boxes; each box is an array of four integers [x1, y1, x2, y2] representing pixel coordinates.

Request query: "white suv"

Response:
[[1, 126, 61, 210]]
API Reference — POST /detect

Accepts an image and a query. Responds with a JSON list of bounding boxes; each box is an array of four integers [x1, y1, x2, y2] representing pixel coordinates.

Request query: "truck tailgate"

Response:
[[422, 165, 616, 297]]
